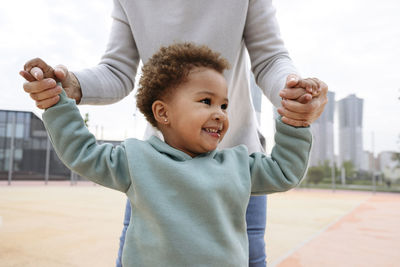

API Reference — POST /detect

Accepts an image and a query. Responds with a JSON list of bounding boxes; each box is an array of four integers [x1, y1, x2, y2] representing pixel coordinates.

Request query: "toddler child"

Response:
[[33, 43, 315, 267]]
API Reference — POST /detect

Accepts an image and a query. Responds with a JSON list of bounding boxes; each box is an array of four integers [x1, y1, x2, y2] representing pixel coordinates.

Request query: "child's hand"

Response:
[[278, 74, 328, 127], [20, 58, 57, 81], [297, 77, 322, 97], [20, 58, 81, 109], [282, 76, 322, 103]]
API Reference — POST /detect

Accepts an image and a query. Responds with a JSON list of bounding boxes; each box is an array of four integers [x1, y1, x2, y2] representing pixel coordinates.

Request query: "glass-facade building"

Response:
[[309, 91, 335, 166], [0, 109, 122, 181], [337, 94, 364, 170], [0, 109, 71, 180]]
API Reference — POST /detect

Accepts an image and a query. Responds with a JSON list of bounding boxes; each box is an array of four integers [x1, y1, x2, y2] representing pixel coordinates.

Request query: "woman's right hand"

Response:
[[20, 58, 82, 109]]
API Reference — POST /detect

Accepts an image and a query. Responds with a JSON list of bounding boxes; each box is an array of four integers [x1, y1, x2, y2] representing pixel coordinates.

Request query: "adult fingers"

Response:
[[24, 58, 56, 79], [19, 70, 36, 82], [280, 87, 308, 100], [280, 79, 329, 126], [30, 67, 43, 80], [318, 79, 329, 96], [281, 96, 327, 125], [23, 78, 57, 94], [54, 64, 68, 81], [297, 93, 312, 104], [54, 68, 82, 104], [307, 92, 329, 123]]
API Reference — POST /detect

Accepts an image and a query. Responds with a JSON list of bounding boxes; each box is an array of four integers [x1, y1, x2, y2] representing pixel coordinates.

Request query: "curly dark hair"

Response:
[[136, 42, 230, 128]]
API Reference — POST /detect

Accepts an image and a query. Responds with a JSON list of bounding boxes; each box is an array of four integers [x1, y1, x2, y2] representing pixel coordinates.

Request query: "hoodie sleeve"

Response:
[[42, 89, 132, 193], [249, 118, 312, 194]]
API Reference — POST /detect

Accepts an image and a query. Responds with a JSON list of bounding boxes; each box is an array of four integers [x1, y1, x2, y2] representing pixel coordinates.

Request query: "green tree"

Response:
[[307, 166, 324, 184], [396, 92, 400, 167], [84, 113, 90, 128], [392, 152, 400, 168], [342, 160, 355, 178], [322, 160, 332, 178]]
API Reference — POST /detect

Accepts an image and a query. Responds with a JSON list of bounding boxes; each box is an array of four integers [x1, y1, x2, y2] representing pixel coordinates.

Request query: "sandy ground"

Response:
[[265, 189, 372, 266], [1, 182, 399, 266], [0, 182, 126, 267], [275, 191, 400, 267]]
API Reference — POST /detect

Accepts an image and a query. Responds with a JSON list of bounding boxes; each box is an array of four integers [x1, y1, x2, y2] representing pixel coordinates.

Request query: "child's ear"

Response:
[[152, 100, 169, 125]]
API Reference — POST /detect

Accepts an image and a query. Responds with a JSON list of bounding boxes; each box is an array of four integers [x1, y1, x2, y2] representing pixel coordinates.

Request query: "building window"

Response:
[[0, 148, 4, 171], [6, 123, 25, 138], [15, 124, 24, 139], [4, 149, 10, 171], [14, 148, 23, 160], [0, 121, 5, 137], [0, 112, 6, 123]]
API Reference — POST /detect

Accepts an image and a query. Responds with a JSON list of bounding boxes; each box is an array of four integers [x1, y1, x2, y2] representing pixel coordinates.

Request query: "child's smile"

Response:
[[203, 125, 223, 138], [159, 67, 229, 157]]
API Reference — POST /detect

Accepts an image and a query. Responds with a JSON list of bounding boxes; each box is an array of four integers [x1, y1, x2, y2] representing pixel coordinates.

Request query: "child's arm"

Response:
[[249, 117, 312, 194], [41, 89, 131, 192]]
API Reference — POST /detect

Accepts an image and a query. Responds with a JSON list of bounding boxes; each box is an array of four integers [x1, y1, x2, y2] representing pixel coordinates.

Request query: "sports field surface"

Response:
[[1, 181, 399, 266]]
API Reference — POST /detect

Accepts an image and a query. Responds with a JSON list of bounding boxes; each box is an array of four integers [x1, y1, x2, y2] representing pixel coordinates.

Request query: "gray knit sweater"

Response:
[[73, 0, 299, 153]]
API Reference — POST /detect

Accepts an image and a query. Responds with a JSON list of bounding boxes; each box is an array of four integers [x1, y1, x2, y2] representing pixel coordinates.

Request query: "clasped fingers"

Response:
[[278, 98, 322, 127], [23, 79, 62, 109], [23, 78, 57, 94], [281, 98, 320, 114], [30, 86, 62, 102]]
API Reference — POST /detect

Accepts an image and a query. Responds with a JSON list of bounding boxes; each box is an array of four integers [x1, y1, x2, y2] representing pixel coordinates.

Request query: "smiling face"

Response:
[[154, 67, 229, 157]]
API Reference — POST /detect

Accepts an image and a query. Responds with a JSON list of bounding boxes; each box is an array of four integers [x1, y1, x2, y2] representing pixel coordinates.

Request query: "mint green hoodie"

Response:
[[43, 91, 312, 267]]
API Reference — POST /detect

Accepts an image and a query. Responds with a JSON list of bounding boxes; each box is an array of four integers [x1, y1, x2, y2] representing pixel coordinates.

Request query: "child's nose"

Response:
[[212, 109, 226, 121]]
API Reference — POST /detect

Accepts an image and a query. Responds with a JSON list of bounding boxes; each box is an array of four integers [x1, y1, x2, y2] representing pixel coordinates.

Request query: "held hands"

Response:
[[19, 58, 82, 109], [278, 74, 328, 127]]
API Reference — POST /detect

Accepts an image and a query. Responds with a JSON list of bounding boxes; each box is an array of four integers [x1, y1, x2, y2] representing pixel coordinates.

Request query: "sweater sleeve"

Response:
[[42, 90, 132, 193], [244, 0, 300, 108], [73, 0, 140, 105], [249, 118, 312, 194]]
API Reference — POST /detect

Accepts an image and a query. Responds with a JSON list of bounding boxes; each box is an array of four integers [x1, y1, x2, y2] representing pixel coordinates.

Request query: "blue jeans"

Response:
[[116, 195, 267, 267]]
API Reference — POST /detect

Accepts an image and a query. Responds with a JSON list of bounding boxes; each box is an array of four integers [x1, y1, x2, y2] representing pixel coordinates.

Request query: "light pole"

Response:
[[371, 131, 376, 193], [7, 114, 16, 186]]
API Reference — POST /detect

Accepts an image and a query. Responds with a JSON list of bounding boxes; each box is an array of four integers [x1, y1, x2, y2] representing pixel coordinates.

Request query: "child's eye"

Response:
[[200, 98, 211, 105], [221, 103, 228, 110]]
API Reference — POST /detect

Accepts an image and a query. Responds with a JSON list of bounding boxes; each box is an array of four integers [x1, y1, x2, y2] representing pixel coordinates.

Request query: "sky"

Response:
[[1, 0, 399, 155]]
